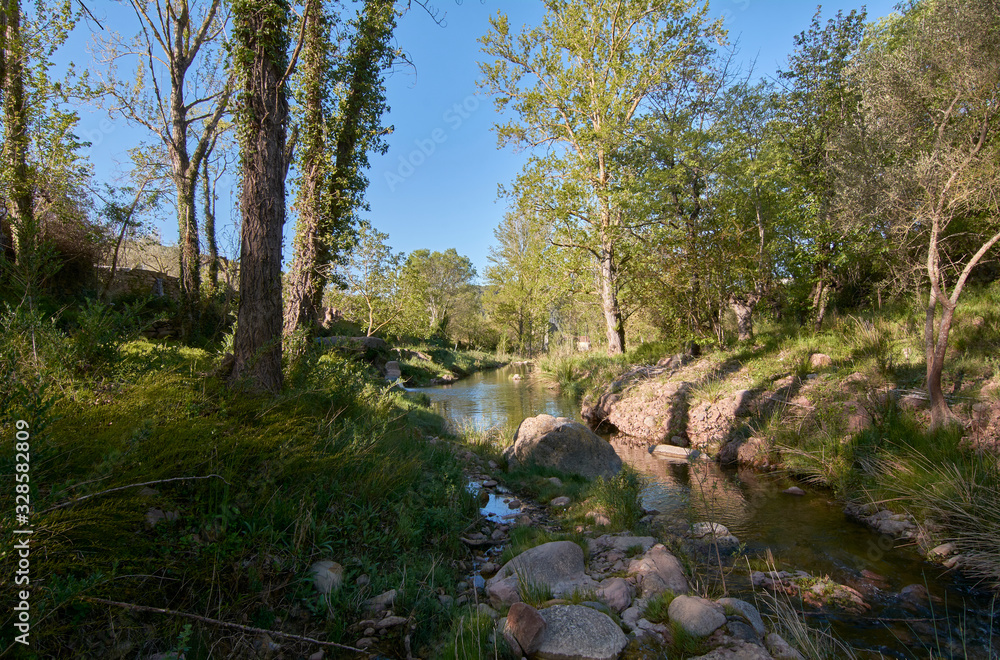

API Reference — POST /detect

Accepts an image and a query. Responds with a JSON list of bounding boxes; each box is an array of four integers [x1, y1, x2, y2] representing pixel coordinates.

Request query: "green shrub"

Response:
[[590, 466, 646, 531]]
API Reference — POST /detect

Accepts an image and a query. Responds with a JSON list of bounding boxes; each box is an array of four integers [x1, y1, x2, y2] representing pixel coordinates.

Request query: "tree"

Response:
[[777, 6, 867, 330], [485, 207, 567, 355], [229, 0, 290, 393], [480, 0, 723, 355], [401, 248, 476, 339], [855, 0, 1000, 427], [282, 0, 394, 337], [92, 0, 232, 337], [334, 221, 403, 337]]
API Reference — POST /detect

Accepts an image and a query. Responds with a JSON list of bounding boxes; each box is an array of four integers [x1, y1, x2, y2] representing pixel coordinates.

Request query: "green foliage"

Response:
[[590, 466, 647, 531], [642, 590, 677, 624], [438, 612, 517, 660]]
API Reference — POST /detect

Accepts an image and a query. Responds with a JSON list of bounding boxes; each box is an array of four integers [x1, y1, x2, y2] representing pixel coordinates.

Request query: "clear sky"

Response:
[[67, 0, 899, 280]]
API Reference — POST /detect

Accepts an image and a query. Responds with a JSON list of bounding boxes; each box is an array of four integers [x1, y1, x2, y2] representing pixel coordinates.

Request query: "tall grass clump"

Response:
[[590, 466, 646, 530]]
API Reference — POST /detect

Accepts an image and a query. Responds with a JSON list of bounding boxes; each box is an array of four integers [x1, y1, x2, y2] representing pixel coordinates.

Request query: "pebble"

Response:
[[483, 480, 498, 488]]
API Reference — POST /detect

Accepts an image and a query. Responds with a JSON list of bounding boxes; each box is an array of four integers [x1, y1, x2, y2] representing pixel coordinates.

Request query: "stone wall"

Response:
[[98, 266, 180, 301]]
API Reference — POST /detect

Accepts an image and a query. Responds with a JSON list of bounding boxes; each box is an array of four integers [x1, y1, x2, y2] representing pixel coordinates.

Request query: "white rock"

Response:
[[309, 560, 344, 595]]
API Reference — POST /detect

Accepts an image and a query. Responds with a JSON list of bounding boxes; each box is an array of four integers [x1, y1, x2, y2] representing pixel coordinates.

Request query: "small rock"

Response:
[[145, 508, 180, 527], [725, 620, 761, 645], [355, 637, 377, 649], [507, 499, 521, 509], [139, 487, 159, 497], [480, 561, 500, 577], [477, 603, 499, 619], [355, 573, 370, 587], [363, 627, 375, 636], [488, 460, 498, 469], [482, 480, 498, 488], [308, 652, 324, 660], [438, 594, 454, 608], [363, 589, 396, 613], [691, 522, 731, 539], [586, 511, 611, 526], [668, 595, 727, 637], [928, 542, 955, 559], [506, 602, 547, 654], [375, 615, 407, 629], [783, 486, 805, 496], [943, 555, 962, 569], [597, 577, 634, 612], [809, 353, 833, 368], [765, 632, 806, 660], [548, 477, 563, 487], [309, 561, 344, 595], [550, 496, 571, 507]]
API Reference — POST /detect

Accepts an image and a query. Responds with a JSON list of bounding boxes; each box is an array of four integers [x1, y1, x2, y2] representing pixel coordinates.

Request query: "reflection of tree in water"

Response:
[[611, 439, 751, 527]]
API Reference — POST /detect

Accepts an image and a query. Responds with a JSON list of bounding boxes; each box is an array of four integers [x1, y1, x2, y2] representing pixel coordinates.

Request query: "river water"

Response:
[[411, 364, 998, 659]]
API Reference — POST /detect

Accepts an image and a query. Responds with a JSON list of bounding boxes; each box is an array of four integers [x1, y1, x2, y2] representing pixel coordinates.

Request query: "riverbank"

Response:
[[540, 297, 1000, 588], [0, 337, 498, 658], [449, 416, 998, 659]]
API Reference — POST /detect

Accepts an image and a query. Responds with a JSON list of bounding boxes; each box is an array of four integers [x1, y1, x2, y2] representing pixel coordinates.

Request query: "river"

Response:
[[411, 364, 998, 659]]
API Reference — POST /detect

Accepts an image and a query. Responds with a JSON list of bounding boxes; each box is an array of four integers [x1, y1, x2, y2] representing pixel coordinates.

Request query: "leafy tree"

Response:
[[480, 0, 723, 355], [854, 0, 1000, 427], [91, 0, 232, 337], [229, 0, 290, 393], [401, 248, 476, 340], [485, 207, 567, 355], [333, 221, 403, 337], [777, 6, 868, 329], [283, 0, 394, 337]]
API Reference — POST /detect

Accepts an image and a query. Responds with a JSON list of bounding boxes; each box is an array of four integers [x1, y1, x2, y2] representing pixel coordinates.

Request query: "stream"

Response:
[[411, 363, 998, 659]]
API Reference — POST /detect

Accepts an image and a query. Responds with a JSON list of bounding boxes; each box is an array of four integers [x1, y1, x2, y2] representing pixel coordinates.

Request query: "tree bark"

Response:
[[283, 0, 394, 337], [730, 296, 755, 342], [174, 174, 201, 333], [202, 157, 219, 287], [230, 0, 289, 394], [599, 238, 624, 355], [4, 0, 33, 263]]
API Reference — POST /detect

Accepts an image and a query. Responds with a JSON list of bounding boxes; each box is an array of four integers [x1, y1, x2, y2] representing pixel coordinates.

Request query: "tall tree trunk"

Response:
[[730, 296, 755, 342], [599, 238, 624, 355], [283, 0, 394, 337], [5, 0, 33, 264], [175, 174, 201, 335], [924, 291, 956, 429], [230, 0, 289, 394], [202, 157, 219, 287]]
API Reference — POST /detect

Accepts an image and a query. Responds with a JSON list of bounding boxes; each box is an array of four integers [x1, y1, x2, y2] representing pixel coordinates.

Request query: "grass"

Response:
[[438, 611, 517, 660], [641, 590, 677, 623], [589, 466, 647, 531], [0, 334, 484, 658], [396, 341, 503, 387]]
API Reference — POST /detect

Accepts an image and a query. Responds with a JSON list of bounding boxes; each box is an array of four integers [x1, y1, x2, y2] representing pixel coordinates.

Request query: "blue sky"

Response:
[[67, 0, 898, 279]]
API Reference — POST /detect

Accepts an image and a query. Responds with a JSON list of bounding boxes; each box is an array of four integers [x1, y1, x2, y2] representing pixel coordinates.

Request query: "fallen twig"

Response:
[[84, 597, 372, 655], [39, 475, 231, 514]]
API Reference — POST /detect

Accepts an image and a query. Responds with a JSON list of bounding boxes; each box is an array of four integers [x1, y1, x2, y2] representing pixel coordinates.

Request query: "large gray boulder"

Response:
[[486, 541, 599, 605], [534, 605, 628, 660], [503, 414, 622, 479]]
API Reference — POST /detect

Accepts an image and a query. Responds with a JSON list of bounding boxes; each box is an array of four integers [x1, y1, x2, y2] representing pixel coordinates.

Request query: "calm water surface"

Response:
[[414, 365, 998, 659]]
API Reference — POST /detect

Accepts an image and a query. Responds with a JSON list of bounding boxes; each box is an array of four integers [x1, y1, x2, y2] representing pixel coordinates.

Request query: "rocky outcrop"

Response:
[[687, 390, 754, 454], [504, 415, 622, 479], [600, 381, 691, 444]]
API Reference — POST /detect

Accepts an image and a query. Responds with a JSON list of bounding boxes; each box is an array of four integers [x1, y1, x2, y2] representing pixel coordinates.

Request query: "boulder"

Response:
[[667, 595, 727, 637], [765, 633, 806, 660], [384, 360, 402, 381], [309, 560, 344, 595], [716, 597, 766, 637], [534, 605, 628, 660], [627, 544, 688, 597], [690, 638, 772, 660], [487, 541, 598, 601], [506, 602, 547, 654], [596, 577, 634, 612], [503, 415, 622, 479]]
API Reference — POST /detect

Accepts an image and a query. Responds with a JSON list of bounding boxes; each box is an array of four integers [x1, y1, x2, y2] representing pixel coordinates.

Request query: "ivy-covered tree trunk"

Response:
[[283, 0, 394, 337], [230, 0, 290, 393], [202, 157, 219, 287], [173, 171, 200, 333], [4, 0, 33, 262]]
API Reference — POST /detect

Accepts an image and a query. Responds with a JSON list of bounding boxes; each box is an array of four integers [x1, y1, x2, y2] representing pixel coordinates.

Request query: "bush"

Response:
[[590, 466, 646, 531]]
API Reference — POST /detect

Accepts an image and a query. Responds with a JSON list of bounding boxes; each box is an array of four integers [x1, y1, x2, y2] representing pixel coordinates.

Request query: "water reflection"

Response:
[[409, 364, 577, 432]]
